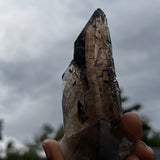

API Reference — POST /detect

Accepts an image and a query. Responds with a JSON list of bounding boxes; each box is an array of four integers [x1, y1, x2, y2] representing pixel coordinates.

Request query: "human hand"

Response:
[[42, 112, 155, 160]]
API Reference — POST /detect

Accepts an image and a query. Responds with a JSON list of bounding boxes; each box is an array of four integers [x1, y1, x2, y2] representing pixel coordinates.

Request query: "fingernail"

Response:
[[43, 143, 52, 160], [125, 155, 140, 160]]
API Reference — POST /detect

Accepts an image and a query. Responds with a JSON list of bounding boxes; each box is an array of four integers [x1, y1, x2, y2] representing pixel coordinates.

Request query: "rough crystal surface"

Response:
[[61, 8, 133, 160]]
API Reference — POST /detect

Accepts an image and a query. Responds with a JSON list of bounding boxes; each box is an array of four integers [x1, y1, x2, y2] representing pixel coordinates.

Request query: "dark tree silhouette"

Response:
[[0, 119, 3, 140]]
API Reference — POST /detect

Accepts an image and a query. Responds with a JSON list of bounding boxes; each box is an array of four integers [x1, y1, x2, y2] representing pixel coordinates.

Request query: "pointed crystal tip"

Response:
[[73, 8, 107, 68], [89, 8, 106, 24], [94, 8, 105, 16]]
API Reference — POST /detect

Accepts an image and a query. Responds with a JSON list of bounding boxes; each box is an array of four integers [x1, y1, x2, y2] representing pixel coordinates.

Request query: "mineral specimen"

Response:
[[61, 8, 133, 160]]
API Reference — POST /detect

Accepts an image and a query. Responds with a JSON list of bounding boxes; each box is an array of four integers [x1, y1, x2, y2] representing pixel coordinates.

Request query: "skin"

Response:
[[42, 112, 155, 160]]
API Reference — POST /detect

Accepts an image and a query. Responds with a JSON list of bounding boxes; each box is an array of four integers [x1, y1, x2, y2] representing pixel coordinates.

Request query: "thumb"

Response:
[[43, 139, 64, 160]]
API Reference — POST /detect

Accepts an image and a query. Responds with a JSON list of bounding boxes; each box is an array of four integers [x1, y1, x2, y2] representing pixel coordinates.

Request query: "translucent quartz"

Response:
[[61, 120, 133, 160], [61, 9, 134, 160]]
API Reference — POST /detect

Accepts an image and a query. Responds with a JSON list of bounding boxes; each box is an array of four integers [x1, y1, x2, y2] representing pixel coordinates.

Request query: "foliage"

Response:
[[26, 123, 54, 152], [0, 140, 46, 160], [122, 104, 141, 114], [54, 125, 64, 141], [0, 119, 3, 140]]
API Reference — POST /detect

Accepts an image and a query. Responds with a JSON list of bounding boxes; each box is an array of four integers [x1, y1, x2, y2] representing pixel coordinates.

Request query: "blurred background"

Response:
[[0, 0, 160, 159]]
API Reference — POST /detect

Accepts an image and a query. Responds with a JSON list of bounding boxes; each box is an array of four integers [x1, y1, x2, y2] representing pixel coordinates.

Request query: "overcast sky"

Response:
[[0, 0, 160, 146]]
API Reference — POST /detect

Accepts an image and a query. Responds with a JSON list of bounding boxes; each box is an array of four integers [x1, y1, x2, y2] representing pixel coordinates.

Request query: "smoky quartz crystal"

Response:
[[61, 9, 134, 160]]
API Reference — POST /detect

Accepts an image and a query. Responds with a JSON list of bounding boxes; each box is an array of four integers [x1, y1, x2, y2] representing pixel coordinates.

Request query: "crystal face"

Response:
[[61, 9, 133, 160]]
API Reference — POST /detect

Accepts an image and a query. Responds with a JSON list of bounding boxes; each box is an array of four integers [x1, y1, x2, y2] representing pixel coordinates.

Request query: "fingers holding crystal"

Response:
[[132, 140, 155, 160], [121, 113, 155, 160], [120, 112, 142, 142]]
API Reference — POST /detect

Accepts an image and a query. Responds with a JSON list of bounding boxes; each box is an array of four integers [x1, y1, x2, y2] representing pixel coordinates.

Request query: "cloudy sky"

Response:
[[0, 0, 160, 146]]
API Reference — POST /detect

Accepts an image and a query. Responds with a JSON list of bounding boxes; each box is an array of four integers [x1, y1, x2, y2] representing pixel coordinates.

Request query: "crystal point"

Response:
[[61, 9, 133, 160]]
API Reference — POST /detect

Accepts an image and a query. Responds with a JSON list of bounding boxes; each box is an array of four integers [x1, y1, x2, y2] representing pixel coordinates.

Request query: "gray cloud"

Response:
[[0, 0, 160, 143]]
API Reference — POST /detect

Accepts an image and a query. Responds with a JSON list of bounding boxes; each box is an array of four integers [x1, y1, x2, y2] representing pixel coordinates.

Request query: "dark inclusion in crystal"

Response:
[[61, 8, 134, 160]]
